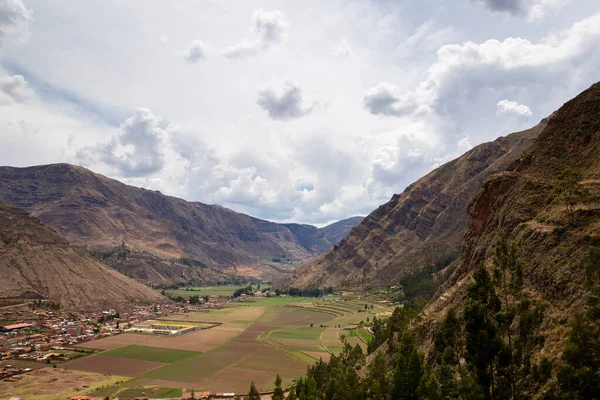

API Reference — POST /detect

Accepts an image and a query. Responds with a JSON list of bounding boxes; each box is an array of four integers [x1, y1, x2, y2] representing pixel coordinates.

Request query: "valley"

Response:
[[0, 289, 394, 399]]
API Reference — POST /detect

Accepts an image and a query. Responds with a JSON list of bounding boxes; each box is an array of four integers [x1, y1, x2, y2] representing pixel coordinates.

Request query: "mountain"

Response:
[[320, 216, 364, 245], [0, 203, 164, 311], [276, 122, 545, 290], [0, 164, 361, 285], [422, 81, 600, 358]]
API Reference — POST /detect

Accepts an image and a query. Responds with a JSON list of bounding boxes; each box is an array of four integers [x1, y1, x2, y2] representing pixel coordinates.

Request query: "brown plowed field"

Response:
[[60, 355, 165, 377]]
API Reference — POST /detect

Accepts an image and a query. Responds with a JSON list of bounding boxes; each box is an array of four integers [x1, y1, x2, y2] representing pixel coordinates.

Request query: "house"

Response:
[[71, 397, 109, 400], [1, 323, 33, 332]]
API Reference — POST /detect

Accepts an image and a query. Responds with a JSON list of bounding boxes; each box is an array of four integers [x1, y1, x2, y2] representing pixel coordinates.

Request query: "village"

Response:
[[0, 294, 234, 387]]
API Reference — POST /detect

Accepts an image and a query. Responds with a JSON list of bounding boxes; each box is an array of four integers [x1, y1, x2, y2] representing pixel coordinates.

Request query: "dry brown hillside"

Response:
[[0, 203, 164, 311], [277, 122, 545, 290], [422, 81, 600, 359], [0, 164, 360, 285]]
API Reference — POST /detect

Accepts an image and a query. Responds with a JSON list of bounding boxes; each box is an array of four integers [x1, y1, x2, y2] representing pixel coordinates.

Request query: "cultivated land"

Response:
[[64, 290, 394, 396], [0, 368, 126, 400], [160, 285, 259, 299]]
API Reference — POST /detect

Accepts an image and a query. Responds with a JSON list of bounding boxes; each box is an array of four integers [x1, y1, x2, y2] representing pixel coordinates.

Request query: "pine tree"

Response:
[[416, 369, 442, 400], [367, 352, 390, 400], [557, 313, 600, 398], [272, 374, 284, 400], [245, 382, 261, 400], [464, 263, 502, 398], [391, 333, 424, 400]]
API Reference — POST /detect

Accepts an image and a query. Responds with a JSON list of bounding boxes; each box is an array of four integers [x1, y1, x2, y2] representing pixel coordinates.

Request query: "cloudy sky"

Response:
[[0, 0, 599, 225]]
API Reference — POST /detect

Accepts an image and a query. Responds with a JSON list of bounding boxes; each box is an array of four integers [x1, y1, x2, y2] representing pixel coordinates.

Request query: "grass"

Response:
[[91, 386, 182, 399], [239, 296, 313, 306], [270, 326, 325, 341], [358, 328, 373, 343], [118, 387, 183, 399], [101, 345, 199, 363], [159, 284, 258, 298]]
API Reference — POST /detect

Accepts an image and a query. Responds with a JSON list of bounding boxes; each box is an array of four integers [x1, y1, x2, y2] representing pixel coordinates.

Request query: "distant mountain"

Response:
[[0, 203, 163, 311], [320, 216, 364, 246], [276, 122, 545, 290], [0, 164, 361, 285]]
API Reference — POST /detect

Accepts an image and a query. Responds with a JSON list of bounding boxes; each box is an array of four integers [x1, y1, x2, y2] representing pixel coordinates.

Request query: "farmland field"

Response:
[[60, 355, 166, 376], [0, 368, 125, 400], [102, 345, 199, 363], [64, 290, 394, 396], [159, 284, 258, 298]]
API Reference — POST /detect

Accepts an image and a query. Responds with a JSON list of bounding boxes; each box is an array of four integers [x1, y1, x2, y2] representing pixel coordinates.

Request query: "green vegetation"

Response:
[[102, 345, 199, 363], [552, 168, 591, 223], [270, 326, 325, 341], [397, 253, 458, 310], [238, 296, 313, 306], [92, 387, 183, 399]]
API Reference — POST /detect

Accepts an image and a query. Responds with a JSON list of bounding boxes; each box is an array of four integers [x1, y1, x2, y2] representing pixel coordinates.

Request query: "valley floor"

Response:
[[1, 295, 393, 398]]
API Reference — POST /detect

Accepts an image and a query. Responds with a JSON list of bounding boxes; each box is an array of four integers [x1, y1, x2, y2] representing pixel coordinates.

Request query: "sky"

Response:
[[0, 0, 599, 226]]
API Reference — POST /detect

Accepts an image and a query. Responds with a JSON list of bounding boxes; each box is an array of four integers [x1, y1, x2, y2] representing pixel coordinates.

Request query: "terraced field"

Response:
[[66, 291, 394, 397]]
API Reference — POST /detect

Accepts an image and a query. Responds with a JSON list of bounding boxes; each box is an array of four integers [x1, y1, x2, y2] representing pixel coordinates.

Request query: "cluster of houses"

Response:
[[0, 302, 205, 382]]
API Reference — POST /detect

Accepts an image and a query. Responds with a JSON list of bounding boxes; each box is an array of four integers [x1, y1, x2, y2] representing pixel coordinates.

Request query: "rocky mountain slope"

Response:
[[422, 81, 600, 358], [0, 203, 164, 311], [0, 164, 359, 285], [277, 123, 546, 290]]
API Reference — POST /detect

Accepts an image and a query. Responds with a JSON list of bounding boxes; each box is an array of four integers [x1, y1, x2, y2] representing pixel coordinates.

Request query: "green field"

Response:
[[270, 326, 325, 341], [101, 345, 199, 363], [159, 284, 258, 298], [91, 386, 182, 399], [67, 296, 395, 395], [233, 296, 313, 306]]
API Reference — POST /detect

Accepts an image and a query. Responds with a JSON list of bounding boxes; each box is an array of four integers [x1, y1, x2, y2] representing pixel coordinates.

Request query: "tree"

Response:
[[245, 382, 261, 400], [552, 168, 589, 224], [272, 374, 284, 400], [492, 236, 523, 399], [464, 263, 502, 398], [391, 333, 425, 400], [367, 352, 390, 400], [417, 369, 442, 400], [433, 309, 460, 362], [557, 313, 600, 398]]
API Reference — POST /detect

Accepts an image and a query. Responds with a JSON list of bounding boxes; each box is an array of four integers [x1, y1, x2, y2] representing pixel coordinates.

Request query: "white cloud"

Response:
[[0, 74, 32, 103], [332, 40, 353, 57], [496, 99, 533, 118], [77, 108, 167, 177], [257, 80, 320, 120], [0, 0, 30, 46], [222, 10, 289, 59], [365, 13, 600, 121], [182, 40, 208, 63]]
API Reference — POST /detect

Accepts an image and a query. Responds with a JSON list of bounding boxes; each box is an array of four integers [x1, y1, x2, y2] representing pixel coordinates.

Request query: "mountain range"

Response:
[[0, 164, 361, 285]]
